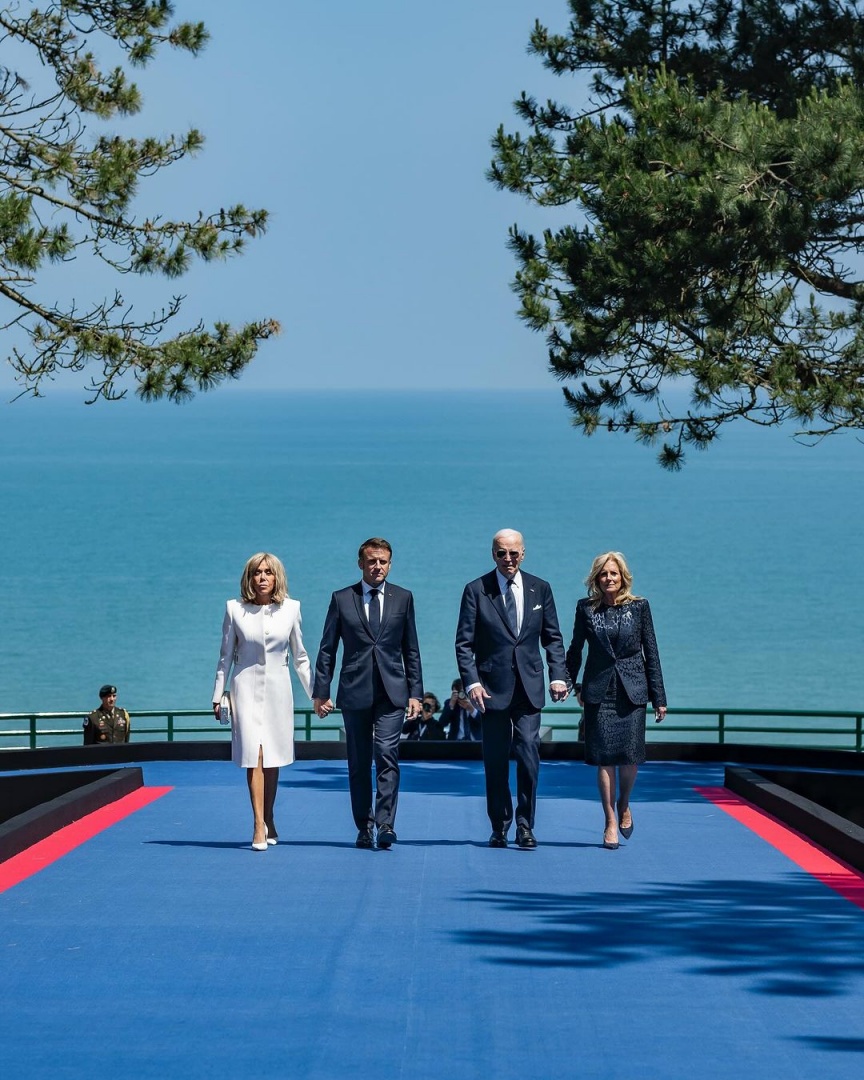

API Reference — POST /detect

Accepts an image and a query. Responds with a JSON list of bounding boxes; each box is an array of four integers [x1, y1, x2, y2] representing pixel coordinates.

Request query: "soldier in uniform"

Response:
[[83, 684, 131, 744]]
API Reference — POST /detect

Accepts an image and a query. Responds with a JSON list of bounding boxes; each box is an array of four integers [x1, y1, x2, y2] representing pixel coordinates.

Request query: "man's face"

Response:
[[491, 532, 525, 579], [359, 547, 392, 586], [100, 692, 117, 710]]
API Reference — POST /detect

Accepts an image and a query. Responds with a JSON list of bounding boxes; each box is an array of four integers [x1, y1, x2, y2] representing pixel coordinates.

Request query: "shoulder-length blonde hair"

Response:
[[585, 551, 640, 608], [239, 552, 288, 603]]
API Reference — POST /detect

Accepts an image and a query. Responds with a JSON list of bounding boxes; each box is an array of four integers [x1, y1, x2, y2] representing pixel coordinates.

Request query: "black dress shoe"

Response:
[[489, 829, 508, 848], [516, 824, 537, 849], [377, 825, 397, 849], [355, 828, 374, 849]]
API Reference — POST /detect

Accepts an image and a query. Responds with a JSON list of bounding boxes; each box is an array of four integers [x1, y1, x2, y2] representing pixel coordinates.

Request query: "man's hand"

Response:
[[314, 697, 334, 718], [468, 685, 491, 713], [406, 697, 422, 719]]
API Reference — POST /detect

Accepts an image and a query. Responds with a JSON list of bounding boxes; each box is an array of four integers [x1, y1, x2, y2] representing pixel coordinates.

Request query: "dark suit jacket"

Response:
[[455, 570, 567, 712], [566, 597, 666, 708], [313, 582, 423, 710]]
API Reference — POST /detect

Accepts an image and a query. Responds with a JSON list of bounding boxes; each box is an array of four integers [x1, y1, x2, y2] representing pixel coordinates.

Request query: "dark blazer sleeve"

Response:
[[312, 592, 341, 700], [639, 600, 666, 708], [537, 580, 567, 685], [400, 591, 424, 702], [454, 582, 481, 691], [565, 600, 589, 687]]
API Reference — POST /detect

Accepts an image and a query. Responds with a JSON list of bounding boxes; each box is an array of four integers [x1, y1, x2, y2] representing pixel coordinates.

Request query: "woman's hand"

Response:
[[654, 706, 667, 723]]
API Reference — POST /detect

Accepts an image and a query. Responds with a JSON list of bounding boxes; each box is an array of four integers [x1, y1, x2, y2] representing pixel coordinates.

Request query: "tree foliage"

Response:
[[0, 0, 277, 402], [490, 0, 864, 465]]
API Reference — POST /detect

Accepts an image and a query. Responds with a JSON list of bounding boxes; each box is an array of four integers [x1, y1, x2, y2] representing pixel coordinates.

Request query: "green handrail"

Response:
[[0, 706, 862, 751]]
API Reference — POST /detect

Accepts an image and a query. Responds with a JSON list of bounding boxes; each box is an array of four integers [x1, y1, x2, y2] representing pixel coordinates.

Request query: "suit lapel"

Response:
[[595, 604, 616, 657], [378, 584, 395, 637], [518, 577, 539, 640], [484, 572, 517, 638], [352, 583, 375, 640]]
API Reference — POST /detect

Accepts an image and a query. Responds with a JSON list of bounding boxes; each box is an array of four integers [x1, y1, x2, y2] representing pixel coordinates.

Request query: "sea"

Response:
[[1, 388, 862, 730]]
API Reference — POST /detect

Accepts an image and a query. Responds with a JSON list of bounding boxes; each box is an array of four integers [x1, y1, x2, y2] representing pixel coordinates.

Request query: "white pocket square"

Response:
[[533, 604, 542, 610]]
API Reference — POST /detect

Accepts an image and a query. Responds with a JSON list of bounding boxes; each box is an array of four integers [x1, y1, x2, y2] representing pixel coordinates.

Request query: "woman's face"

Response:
[[251, 560, 276, 602], [597, 559, 622, 601]]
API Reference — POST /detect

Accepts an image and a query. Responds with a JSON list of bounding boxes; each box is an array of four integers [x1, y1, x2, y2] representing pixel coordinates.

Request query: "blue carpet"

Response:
[[1, 760, 863, 1079]]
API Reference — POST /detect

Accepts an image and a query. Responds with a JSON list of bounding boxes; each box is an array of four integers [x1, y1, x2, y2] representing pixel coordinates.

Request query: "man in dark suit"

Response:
[[455, 529, 568, 848], [313, 538, 423, 849]]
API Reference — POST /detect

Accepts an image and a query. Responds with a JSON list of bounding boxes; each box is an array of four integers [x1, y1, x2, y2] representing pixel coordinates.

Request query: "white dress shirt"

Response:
[[361, 580, 384, 623], [496, 568, 523, 634]]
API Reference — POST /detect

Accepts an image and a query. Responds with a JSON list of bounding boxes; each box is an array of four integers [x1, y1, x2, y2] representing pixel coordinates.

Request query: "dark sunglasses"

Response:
[[494, 549, 521, 559]]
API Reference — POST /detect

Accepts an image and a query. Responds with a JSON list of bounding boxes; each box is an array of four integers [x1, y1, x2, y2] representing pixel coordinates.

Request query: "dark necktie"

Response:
[[368, 588, 380, 634], [503, 579, 518, 634]]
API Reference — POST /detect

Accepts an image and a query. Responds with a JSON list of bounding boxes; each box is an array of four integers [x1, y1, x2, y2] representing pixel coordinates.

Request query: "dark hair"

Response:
[[451, 678, 464, 692], [422, 693, 441, 711], [358, 537, 392, 560]]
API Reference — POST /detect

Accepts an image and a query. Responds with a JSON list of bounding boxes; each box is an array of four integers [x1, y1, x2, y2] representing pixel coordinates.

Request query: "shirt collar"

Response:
[[495, 568, 522, 592]]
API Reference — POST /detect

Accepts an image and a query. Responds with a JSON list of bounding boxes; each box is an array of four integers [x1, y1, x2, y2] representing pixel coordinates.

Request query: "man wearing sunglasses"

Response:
[[455, 529, 568, 848]]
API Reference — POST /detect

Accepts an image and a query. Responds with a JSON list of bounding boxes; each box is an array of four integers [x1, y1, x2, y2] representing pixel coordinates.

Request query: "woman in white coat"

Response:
[[212, 552, 313, 850]]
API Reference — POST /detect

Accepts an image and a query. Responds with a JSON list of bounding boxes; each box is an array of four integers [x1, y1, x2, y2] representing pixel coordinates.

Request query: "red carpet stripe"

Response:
[[696, 785, 864, 910], [0, 786, 172, 893]]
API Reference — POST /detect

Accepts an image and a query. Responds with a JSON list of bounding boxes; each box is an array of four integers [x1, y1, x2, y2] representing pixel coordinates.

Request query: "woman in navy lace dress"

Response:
[[566, 552, 667, 850]]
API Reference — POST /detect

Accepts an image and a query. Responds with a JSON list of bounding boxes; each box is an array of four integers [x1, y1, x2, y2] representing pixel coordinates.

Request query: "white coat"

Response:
[[212, 598, 313, 768]]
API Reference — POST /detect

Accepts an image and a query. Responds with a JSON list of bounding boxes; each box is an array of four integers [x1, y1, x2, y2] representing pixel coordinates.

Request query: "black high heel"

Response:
[[617, 801, 634, 839]]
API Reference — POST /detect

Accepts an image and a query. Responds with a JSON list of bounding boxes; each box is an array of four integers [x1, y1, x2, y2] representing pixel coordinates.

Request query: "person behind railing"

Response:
[[212, 552, 313, 851], [83, 684, 130, 744], [566, 552, 667, 851], [440, 678, 481, 741], [402, 693, 446, 740]]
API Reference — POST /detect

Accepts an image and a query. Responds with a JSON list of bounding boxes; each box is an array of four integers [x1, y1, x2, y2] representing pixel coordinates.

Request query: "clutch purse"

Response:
[[218, 692, 232, 726]]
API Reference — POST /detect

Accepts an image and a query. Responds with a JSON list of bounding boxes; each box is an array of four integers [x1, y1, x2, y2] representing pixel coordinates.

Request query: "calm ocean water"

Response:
[[1, 389, 862, 723]]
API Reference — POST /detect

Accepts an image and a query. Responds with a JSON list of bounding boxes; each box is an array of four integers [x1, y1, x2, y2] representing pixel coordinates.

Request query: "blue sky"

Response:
[[2, 0, 581, 397]]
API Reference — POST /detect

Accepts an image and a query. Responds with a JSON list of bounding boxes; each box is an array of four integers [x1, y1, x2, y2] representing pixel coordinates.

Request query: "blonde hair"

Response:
[[585, 551, 640, 608], [240, 552, 288, 603]]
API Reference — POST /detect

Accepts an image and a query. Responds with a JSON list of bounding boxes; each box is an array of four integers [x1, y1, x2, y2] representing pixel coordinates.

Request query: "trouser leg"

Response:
[[372, 703, 404, 827], [342, 709, 374, 830], [481, 709, 514, 830], [512, 708, 541, 828]]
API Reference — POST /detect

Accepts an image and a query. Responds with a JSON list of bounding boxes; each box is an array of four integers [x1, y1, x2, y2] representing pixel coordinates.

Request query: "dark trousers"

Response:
[[342, 696, 404, 831], [481, 683, 541, 831]]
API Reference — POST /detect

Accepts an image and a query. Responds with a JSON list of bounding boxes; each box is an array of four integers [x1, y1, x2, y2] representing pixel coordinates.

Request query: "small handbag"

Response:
[[218, 692, 232, 726]]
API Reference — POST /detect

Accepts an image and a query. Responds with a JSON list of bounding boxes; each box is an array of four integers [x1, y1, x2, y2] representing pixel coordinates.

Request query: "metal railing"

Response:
[[0, 708, 342, 750], [541, 706, 864, 752], [0, 706, 862, 752]]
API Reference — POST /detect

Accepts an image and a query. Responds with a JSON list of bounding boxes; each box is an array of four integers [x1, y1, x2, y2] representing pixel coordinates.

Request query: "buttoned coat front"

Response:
[[455, 570, 568, 712], [212, 599, 313, 768], [566, 597, 666, 708], [312, 582, 423, 710]]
